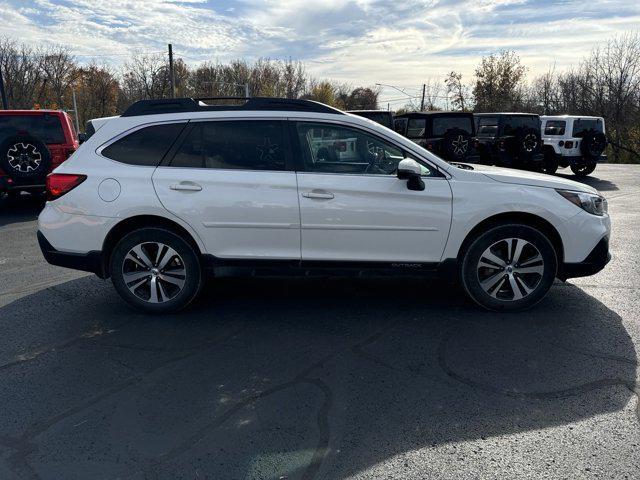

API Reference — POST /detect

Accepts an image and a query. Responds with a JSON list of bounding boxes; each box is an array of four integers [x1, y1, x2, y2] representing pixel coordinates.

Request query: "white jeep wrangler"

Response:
[[541, 115, 607, 177]]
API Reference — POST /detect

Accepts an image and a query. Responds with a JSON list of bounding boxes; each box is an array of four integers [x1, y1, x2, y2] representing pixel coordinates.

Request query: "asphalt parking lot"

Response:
[[0, 164, 638, 480]]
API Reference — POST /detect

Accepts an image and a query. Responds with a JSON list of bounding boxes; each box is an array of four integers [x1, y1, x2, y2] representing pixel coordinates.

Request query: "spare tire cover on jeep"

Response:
[[442, 128, 471, 161], [580, 130, 607, 159], [0, 135, 52, 180], [516, 127, 541, 156]]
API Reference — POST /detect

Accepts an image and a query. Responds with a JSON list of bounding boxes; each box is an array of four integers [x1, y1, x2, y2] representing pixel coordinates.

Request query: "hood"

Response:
[[470, 164, 598, 194]]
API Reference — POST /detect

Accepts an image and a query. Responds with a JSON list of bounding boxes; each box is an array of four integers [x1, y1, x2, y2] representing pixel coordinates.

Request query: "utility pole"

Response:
[[0, 63, 8, 109], [72, 89, 80, 133], [420, 84, 426, 111], [244, 83, 250, 98], [168, 43, 175, 98]]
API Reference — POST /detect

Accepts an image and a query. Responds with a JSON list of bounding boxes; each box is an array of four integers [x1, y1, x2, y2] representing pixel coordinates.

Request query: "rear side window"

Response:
[[406, 118, 426, 138], [544, 120, 566, 135], [432, 116, 473, 136], [102, 123, 185, 166], [573, 118, 603, 137], [0, 114, 66, 143], [170, 121, 286, 171], [475, 116, 498, 137]]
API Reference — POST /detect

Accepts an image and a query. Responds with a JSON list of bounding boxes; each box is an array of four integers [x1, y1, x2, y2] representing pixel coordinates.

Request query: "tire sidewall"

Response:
[[461, 224, 557, 312], [110, 228, 202, 313], [0, 135, 52, 179]]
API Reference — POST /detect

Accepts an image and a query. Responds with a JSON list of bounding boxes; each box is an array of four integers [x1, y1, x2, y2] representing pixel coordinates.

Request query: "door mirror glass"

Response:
[[397, 159, 425, 191]]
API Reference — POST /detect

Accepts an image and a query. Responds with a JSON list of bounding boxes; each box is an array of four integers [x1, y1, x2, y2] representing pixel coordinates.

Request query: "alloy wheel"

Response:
[[7, 143, 42, 173], [122, 242, 186, 303], [476, 238, 544, 301]]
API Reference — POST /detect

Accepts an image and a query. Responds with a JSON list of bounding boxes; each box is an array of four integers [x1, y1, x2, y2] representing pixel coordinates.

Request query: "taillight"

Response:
[[46, 173, 86, 201], [426, 143, 433, 150], [565, 141, 574, 149]]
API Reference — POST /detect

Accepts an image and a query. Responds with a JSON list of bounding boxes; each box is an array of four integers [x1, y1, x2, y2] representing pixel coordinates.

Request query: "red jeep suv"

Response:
[[0, 110, 79, 196]]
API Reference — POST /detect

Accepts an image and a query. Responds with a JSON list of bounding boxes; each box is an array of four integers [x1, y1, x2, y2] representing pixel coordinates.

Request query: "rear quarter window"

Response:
[[101, 123, 185, 166], [502, 116, 540, 135], [544, 120, 566, 136], [0, 113, 66, 144]]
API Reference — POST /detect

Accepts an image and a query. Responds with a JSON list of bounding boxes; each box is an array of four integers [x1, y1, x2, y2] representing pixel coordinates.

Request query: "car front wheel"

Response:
[[110, 228, 202, 313], [460, 224, 557, 311]]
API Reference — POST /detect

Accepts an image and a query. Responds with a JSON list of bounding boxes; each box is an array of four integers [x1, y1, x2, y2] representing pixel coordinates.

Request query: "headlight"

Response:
[[556, 189, 608, 216]]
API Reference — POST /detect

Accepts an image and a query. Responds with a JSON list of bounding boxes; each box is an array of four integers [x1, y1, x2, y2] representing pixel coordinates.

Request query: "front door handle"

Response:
[[302, 190, 334, 199], [170, 181, 202, 192]]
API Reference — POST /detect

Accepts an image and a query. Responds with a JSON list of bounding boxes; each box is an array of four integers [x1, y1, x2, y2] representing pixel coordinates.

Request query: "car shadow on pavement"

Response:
[[0, 193, 45, 227], [0, 275, 636, 479]]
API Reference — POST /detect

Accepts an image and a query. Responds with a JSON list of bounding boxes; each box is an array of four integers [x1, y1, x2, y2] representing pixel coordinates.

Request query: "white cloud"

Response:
[[1, 0, 638, 106]]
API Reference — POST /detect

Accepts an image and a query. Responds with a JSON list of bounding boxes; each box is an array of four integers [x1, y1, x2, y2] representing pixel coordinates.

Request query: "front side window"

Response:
[[573, 118, 603, 137], [406, 118, 426, 138], [503, 116, 540, 135], [475, 116, 498, 137], [544, 120, 566, 136], [432, 116, 473, 136], [102, 123, 185, 166], [296, 122, 407, 175], [171, 120, 286, 171]]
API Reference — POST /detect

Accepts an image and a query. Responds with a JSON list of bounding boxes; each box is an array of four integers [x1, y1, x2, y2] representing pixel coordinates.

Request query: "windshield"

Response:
[[573, 118, 604, 137]]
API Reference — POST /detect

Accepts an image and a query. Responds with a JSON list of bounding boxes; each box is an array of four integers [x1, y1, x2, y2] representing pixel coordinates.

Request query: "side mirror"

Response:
[[396, 159, 425, 191], [78, 133, 86, 144]]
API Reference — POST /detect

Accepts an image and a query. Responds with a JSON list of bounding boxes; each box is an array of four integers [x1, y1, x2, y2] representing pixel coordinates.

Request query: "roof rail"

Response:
[[121, 97, 344, 117]]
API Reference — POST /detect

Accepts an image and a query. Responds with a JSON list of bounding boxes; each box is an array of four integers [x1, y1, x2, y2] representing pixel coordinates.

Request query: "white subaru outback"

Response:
[[38, 98, 611, 313]]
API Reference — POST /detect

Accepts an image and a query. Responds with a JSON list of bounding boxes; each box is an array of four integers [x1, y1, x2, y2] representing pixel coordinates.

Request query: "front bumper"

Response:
[[559, 236, 611, 280], [37, 231, 105, 278]]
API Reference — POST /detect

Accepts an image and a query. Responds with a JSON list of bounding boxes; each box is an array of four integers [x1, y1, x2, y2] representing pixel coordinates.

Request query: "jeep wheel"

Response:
[[0, 135, 52, 180], [543, 151, 558, 175], [570, 163, 596, 177], [110, 228, 202, 313], [461, 224, 557, 311]]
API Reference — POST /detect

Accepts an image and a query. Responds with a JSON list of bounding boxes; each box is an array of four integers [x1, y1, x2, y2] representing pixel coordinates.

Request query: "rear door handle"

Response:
[[170, 181, 202, 192], [302, 190, 334, 199]]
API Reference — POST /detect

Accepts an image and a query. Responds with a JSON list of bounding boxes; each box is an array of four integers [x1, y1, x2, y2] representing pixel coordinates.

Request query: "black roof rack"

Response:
[[121, 97, 344, 117]]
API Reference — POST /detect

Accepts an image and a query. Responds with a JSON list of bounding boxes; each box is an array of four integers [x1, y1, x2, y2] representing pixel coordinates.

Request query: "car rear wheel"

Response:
[[110, 228, 202, 313], [570, 163, 596, 177], [461, 224, 557, 311]]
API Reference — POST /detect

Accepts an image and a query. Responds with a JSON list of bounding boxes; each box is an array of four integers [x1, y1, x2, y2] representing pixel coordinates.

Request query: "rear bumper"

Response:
[[37, 230, 105, 278], [0, 175, 45, 193], [558, 155, 607, 165], [559, 237, 611, 280]]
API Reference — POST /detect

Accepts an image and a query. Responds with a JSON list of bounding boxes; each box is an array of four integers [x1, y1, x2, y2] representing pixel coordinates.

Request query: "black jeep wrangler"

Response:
[[474, 113, 543, 169], [394, 111, 479, 163]]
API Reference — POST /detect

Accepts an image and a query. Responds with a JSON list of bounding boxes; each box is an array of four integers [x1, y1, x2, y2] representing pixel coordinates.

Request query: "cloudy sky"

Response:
[[1, 0, 638, 106]]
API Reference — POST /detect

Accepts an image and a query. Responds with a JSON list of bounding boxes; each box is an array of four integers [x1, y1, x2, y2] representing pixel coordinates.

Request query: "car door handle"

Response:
[[302, 190, 334, 199], [170, 181, 202, 192]]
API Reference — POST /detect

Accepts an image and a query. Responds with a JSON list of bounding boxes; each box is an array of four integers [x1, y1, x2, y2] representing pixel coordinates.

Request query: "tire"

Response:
[[543, 150, 559, 175], [110, 228, 202, 313], [0, 135, 52, 180], [442, 128, 471, 162], [580, 130, 607, 159], [570, 163, 596, 177], [460, 224, 557, 312]]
